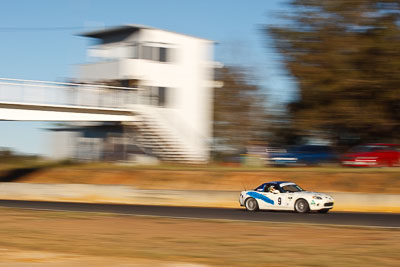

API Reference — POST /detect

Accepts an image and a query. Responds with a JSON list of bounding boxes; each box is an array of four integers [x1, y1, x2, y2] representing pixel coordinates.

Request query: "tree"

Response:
[[266, 0, 400, 145], [212, 66, 267, 156]]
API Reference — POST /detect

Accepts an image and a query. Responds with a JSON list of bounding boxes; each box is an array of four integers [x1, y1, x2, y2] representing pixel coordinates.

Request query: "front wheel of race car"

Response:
[[245, 198, 259, 212], [294, 199, 309, 213]]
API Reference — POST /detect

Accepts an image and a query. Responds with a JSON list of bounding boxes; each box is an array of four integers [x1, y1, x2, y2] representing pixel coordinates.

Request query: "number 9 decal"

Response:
[[278, 197, 281, 205]]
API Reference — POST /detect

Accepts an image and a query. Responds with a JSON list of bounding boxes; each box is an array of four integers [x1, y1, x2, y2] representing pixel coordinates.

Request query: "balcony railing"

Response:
[[0, 78, 140, 110]]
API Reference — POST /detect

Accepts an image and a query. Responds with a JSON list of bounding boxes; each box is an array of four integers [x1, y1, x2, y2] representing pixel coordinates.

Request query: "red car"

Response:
[[341, 143, 400, 167]]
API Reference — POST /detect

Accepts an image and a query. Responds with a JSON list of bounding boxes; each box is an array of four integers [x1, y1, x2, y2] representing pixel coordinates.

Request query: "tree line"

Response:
[[213, 0, 400, 157]]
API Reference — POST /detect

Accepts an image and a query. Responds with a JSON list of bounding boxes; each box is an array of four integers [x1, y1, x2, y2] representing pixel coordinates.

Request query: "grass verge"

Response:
[[2, 161, 398, 194], [0, 207, 399, 266]]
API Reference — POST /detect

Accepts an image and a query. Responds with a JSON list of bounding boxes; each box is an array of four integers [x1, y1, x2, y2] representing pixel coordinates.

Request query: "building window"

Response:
[[131, 44, 138, 59], [142, 46, 153, 60], [120, 79, 138, 88], [158, 87, 167, 107], [141, 86, 168, 107], [140, 45, 169, 63], [120, 80, 130, 88], [159, 47, 167, 62], [150, 87, 159, 106]]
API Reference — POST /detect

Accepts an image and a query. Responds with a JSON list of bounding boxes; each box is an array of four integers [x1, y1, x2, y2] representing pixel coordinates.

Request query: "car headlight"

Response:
[[312, 196, 322, 200], [271, 157, 298, 161], [355, 157, 377, 161]]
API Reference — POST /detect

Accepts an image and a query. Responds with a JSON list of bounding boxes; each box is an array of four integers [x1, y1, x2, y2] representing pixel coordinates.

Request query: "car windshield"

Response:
[[350, 145, 389, 153], [281, 184, 304, 192], [254, 184, 266, 191], [287, 145, 329, 153], [287, 145, 308, 153]]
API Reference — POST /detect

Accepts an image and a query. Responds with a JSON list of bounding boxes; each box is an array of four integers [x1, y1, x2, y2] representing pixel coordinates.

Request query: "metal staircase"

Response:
[[132, 106, 207, 164], [131, 107, 207, 164]]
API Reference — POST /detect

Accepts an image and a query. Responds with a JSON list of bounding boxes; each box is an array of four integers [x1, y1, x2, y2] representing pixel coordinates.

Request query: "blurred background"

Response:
[[0, 1, 399, 266], [0, 0, 399, 169]]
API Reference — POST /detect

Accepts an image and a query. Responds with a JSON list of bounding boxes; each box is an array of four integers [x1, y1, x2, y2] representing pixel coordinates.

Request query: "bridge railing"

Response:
[[0, 78, 140, 109]]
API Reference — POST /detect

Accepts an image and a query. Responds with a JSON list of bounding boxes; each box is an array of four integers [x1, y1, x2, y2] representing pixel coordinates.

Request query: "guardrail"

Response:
[[0, 78, 140, 109]]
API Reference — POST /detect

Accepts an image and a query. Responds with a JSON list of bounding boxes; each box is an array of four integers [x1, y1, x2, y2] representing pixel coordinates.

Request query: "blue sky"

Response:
[[0, 0, 295, 155]]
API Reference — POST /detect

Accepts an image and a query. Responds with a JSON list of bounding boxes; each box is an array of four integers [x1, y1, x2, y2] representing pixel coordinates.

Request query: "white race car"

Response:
[[239, 181, 334, 213]]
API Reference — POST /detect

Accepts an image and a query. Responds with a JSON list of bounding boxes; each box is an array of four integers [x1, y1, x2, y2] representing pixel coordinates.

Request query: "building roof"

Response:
[[78, 24, 214, 42], [78, 24, 150, 38]]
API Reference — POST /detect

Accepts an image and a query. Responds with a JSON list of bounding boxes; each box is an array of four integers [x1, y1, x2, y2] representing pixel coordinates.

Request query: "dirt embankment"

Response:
[[3, 164, 399, 194]]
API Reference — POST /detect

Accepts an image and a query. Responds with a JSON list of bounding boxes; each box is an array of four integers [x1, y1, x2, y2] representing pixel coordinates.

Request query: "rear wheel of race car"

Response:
[[245, 198, 259, 212], [294, 199, 309, 213]]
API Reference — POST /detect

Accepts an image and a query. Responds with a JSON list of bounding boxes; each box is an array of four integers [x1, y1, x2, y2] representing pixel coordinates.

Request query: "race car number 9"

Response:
[[278, 197, 281, 205]]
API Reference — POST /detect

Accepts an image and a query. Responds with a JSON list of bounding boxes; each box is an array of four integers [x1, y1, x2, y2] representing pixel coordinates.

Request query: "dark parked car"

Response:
[[341, 143, 400, 167], [268, 145, 337, 166]]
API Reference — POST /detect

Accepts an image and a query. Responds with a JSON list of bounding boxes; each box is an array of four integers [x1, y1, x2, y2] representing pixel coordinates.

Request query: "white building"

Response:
[[70, 24, 216, 163]]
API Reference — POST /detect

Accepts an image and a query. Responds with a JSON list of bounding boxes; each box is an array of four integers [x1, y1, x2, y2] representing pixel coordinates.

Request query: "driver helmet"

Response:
[[269, 186, 275, 192]]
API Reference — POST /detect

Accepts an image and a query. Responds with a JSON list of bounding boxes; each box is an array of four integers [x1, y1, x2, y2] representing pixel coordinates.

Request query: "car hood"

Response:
[[342, 152, 379, 158], [270, 152, 301, 158]]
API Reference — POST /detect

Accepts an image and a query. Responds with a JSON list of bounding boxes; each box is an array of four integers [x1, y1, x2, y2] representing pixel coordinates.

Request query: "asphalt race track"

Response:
[[0, 200, 399, 228]]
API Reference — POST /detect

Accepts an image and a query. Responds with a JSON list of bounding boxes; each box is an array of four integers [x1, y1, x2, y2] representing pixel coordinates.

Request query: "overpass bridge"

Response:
[[0, 78, 138, 122], [0, 78, 205, 163]]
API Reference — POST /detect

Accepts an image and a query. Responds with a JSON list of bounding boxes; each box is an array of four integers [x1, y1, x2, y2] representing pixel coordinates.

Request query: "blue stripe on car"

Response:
[[247, 192, 274, 205]]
